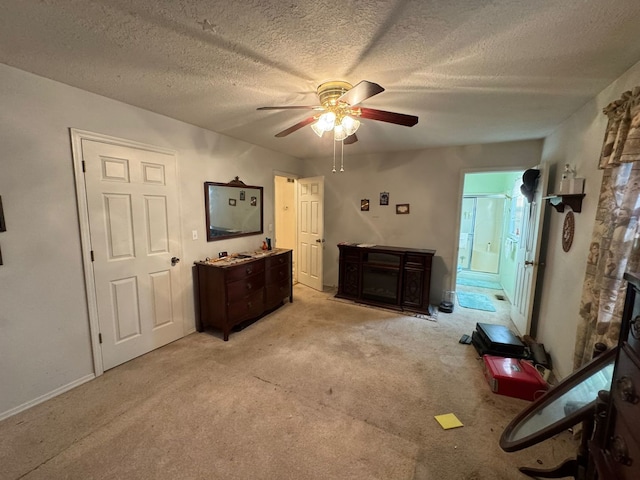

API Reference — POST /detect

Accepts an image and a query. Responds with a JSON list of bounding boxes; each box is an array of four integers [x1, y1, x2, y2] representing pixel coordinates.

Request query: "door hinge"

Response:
[[98, 333, 102, 344], [82, 160, 86, 172], [90, 250, 94, 262]]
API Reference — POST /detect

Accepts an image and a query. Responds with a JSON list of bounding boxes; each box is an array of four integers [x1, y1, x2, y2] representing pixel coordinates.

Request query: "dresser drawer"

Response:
[[266, 263, 290, 284], [227, 290, 265, 322], [225, 260, 264, 282], [265, 280, 291, 309], [266, 252, 290, 269], [628, 314, 640, 357], [226, 274, 265, 302], [612, 347, 640, 444], [602, 411, 640, 480]]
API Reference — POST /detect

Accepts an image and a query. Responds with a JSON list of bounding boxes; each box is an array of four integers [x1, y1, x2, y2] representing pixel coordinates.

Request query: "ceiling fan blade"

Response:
[[274, 116, 317, 137], [344, 133, 358, 145], [358, 107, 418, 127], [257, 106, 324, 111], [338, 80, 384, 106]]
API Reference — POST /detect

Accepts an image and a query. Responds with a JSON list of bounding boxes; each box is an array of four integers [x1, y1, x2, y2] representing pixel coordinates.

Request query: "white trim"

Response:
[[0, 374, 95, 421], [69, 129, 183, 376]]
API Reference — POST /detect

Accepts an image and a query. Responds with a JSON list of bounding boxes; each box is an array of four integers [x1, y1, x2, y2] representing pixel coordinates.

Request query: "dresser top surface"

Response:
[[196, 248, 291, 268]]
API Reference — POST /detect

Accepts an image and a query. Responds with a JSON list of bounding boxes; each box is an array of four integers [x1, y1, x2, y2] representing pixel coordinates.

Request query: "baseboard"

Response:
[[0, 373, 95, 421]]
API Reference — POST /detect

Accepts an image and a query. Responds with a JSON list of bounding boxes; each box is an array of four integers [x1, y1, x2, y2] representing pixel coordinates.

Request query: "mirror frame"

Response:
[[499, 347, 617, 452], [204, 177, 264, 242]]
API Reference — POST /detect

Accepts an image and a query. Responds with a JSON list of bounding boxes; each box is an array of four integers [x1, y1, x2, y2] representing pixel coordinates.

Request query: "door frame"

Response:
[[70, 129, 185, 376]]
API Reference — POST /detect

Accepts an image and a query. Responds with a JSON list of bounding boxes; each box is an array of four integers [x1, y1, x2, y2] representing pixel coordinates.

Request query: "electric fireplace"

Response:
[[336, 243, 435, 314]]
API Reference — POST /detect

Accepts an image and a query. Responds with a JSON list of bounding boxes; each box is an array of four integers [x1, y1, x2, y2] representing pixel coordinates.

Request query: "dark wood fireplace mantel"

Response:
[[336, 243, 435, 314]]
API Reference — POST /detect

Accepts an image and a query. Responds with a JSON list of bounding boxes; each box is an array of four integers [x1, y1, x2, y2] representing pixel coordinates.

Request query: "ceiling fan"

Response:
[[257, 80, 419, 145]]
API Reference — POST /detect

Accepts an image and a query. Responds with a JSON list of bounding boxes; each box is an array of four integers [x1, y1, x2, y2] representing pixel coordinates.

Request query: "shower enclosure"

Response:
[[458, 196, 506, 274]]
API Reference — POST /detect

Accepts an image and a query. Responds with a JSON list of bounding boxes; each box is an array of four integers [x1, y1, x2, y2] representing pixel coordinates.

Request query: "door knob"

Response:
[[524, 260, 545, 267], [171, 257, 180, 266], [315, 239, 325, 243]]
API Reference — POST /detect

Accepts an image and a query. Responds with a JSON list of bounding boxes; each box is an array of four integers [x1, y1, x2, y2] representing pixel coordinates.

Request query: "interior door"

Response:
[[81, 138, 185, 370], [511, 165, 548, 336], [297, 176, 324, 291]]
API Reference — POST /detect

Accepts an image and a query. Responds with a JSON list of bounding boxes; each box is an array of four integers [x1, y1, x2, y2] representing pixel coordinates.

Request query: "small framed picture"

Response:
[[361, 199, 370, 211], [250, 196, 257, 206], [0, 196, 5, 232], [380, 192, 389, 206], [228, 198, 236, 206], [239, 190, 245, 201], [396, 203, 410, 214]]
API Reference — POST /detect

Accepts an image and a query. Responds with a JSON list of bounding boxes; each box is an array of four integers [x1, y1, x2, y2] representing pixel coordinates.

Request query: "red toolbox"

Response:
[[482, 355, 548, 401]]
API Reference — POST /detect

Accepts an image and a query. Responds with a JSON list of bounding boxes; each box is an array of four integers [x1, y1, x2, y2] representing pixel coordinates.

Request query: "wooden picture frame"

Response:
[[396, 203, 410, 214], [0, 195, 5, 232], [361, 199, 370, 211], [380, 192, 389, 205], [228, 198, 236, 206]]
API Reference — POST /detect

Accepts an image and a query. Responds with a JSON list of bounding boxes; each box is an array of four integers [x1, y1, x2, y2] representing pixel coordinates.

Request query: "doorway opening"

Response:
[[455, 170, 525, 316], [274, 173, 298, 284]]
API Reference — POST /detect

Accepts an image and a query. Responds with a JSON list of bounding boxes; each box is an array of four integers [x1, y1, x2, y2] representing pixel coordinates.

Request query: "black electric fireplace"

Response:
[[337, 244, 435, 314], [361, 252, 401, 304]]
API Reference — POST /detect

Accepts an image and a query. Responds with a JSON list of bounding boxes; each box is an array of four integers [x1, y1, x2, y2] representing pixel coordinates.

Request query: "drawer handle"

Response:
[[246, 283, 252, 290], [631, 315, 640, 339], [246, 267, 253, 274], [247, 302, 252, 308], [610, 435, 633, 466], [616, 376, 639, 404]]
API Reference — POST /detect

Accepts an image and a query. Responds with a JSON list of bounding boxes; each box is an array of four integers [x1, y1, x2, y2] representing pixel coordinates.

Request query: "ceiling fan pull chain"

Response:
[[340, 139, 345, 172], [332, 139, 337, 173]]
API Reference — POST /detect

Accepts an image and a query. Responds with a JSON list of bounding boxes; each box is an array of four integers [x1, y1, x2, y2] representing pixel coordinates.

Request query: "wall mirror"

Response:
[[205, 177, 263, 242]]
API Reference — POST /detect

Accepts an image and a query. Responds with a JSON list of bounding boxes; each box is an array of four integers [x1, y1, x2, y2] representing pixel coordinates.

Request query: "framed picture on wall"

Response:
[[0, 195, 5, 232], [229, 198, 236, 206], [361, 199, 370, 211], [240, 190, 245, 201], [380, 192, 389, 205], [396, 204, 410, 214]]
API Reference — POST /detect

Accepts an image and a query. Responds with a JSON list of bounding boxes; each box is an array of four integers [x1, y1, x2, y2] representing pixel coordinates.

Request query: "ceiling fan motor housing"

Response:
[[317, 81, 353, 107]]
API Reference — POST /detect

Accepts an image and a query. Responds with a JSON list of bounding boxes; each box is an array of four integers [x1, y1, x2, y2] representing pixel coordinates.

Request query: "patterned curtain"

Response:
[[574, 87, 640, 368]]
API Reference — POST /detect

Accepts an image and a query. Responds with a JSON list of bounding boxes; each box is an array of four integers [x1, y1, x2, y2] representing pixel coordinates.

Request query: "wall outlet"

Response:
[[192, 230, 198, 240]]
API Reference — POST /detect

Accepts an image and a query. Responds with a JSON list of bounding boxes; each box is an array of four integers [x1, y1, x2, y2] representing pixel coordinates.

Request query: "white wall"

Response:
[[0, 63, 303, 418], [301, 142, 543, 301], [536, 60, 640, 378]]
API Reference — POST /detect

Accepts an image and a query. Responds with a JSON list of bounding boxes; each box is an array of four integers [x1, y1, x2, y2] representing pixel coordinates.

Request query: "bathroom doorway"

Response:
[[456, 170, 524, 305]]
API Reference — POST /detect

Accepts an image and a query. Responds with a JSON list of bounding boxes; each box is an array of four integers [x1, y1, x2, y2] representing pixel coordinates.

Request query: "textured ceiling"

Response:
[[2, 1, 640, 159]]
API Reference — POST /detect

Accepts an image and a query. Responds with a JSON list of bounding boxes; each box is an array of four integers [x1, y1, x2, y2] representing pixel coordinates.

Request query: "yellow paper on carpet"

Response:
[[434, 413, 463, 430]]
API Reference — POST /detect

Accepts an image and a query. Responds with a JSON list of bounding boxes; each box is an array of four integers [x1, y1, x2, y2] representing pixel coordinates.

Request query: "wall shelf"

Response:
[[543, 194, 585, 213]]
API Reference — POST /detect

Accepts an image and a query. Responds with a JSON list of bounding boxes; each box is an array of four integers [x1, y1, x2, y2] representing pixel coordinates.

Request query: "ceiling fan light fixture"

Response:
[[310, 121, 325, 137], [333, 124, 348, 141], [317, 111, 336, 132], [341, 115, 360, 136]]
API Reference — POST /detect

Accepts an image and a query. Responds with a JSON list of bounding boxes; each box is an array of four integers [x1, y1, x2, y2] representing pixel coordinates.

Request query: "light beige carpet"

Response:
[[0, 285, 576, 479]]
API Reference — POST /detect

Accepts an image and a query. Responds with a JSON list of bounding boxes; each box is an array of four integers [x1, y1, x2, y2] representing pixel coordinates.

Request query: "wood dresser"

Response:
[[194, 249, 292, 340], [336, 243, 435, 314], [589, 271, 640, 479]]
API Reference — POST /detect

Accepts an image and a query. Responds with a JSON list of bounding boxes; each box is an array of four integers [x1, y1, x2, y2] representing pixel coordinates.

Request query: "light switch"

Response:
[[192, 230, 198, 240], [268, 223, 273, 232]]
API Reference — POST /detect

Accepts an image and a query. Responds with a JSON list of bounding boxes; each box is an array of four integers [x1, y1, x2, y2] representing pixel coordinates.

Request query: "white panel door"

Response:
[[297, 176, 324, 291], [82, 139, 184, 370], [511, 166, 548, 336]]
